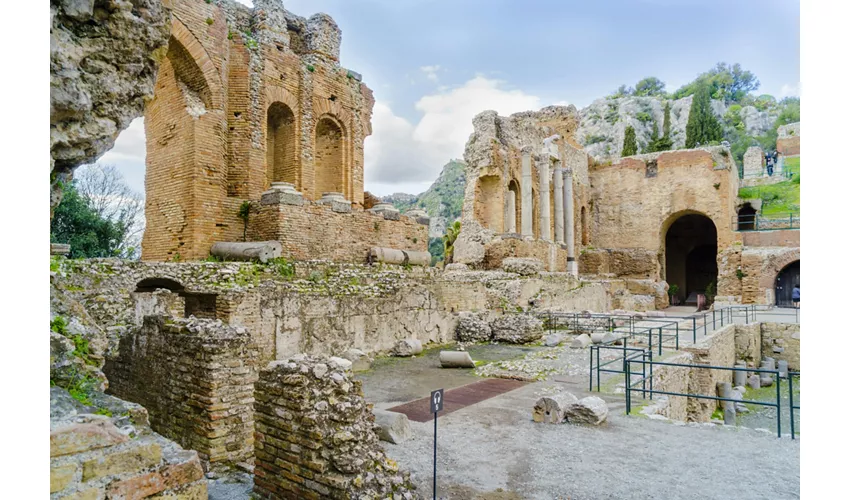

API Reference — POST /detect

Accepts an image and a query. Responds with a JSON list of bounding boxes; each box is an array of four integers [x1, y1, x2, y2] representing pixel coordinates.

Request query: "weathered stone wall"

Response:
[[716, 246, 799, 305], [741, 229, 800, 248], [777, 122, 800, 156], [251, 201, 428, 262], [50, 388, 206, 499], [743, 146, 765, 178], [645, 351, 694, 421], [760, 322, 800, 371], [482, 237, 570, 272], [105, 316, 259, 465], [681, 324, 737, 422], [142, 0, 376, 261], [253, 355, 416, 498], [589, 147, 739, 253], [734, 323, 762, 367], [578, 248, 659, 279]]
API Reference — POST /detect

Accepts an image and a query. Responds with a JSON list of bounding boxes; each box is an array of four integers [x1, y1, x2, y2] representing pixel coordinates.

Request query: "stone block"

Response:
[[149, 481, 208, 499], [501, 257, 544, 276], [544, 333, 564, 347], [50, 419, 129, 457], [455, 312, 492, 342], [50, 463, 77, 493], [373, 410, 412, 444], [391, 339, 423, 357], [533, 393, 578, 423], [490, 314, 544, 344], [107, 471, 166, 499], [260, 190, 305, 206], [82, 442, 162, 482], [564, 396, 609, 425]]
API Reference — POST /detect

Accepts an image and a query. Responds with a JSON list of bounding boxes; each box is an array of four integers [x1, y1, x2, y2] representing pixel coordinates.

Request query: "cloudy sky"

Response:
[[94, 0, 800, 197]]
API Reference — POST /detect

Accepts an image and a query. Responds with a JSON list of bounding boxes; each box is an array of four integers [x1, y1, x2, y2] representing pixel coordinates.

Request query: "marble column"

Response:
[[538, 158, 551, 241], [507, 189, 517, 233], [521, 150, 533, 238], [563, 168, 577, 275], [553, 163, 564, 244]]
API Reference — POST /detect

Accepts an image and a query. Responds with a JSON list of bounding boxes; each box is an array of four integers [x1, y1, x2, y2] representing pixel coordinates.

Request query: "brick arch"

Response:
[[313, 113, 349, 199], [168, 19, 224, 110], [759, 248, 801, 290]]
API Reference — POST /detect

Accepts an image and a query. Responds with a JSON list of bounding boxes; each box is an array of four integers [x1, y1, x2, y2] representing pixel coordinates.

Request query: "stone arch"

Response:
[[266, 102, 297, 186], [507, 179, 521, 233], [662, 211, 718, 305], [758, 248, 801, 294], [774, 259, 800, 307], [737, 203, 757, 231], [168, 19, 224, 110], [135, 277, 185, 293], [313, 114, 348, 199]]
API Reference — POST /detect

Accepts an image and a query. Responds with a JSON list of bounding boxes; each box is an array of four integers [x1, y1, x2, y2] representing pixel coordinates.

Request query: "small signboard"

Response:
[[430, 388, 444, 413]]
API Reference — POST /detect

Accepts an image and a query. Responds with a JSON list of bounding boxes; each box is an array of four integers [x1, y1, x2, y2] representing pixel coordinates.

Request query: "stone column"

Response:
[[506, 189, 517, 233], [521, 150, 533, 238], [563, 168, 577, 275], [538, 158, 551, 241], [552, 163, 564, 244]]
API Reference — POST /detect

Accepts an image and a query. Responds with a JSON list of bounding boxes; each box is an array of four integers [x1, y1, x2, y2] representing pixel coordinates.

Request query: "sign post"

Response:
[[430, 388, 444, 500]]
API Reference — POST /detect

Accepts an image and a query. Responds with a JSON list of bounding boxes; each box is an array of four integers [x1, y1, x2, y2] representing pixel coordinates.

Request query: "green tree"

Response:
[[685, 83, 723, 148], [673, 62, 760, 103], [634, 77, 666, 97], [647, 102, 674, 153], [621, 126, 638, 156], [51, 182, 129, 258], [442, 221, 461, 264]]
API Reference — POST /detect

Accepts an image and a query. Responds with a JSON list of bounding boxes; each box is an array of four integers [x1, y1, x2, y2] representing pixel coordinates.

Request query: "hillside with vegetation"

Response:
[[738, 157, 801, 217]]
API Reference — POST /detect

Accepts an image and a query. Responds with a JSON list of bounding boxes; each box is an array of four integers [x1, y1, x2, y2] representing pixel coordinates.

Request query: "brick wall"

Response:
[[104, 316, 259, 465], [253, 355, 416, 498], [251, 203, 428, 262], [142, 0, 375, 261]]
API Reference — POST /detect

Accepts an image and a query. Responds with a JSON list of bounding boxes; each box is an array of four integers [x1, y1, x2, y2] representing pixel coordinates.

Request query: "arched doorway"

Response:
[[314, 116, 345, 199], [775, 260, 800, 307], [738, 203, 757, 231], [507, 179, 520, 233], [267, 102, 297, 186], [664, 213, 718, 306]]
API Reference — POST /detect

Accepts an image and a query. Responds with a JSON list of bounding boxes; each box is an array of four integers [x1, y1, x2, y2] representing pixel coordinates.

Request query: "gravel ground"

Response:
[[383, 381, 800, 500]]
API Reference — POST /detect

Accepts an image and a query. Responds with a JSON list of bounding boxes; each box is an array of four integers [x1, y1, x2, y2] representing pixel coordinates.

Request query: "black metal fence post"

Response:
[[788, 372, 795, 440], [775, 369, 782, 438], [625, 358, 631, 414], [588, 346, 593, 392]]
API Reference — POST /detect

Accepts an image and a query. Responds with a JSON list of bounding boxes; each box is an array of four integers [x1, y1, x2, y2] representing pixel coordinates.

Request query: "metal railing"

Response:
[[788, 371, 800, 440], [732, 213, 800, 231], [588, 344, 652, 392], [540, 312, 680, 355]]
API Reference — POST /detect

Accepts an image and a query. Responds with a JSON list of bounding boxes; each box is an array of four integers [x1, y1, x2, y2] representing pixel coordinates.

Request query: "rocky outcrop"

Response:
[[50, 0, 172, 214]]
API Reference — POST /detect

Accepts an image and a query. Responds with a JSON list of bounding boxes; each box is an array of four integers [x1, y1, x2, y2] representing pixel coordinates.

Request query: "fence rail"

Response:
[[732, 213, 800, 231]]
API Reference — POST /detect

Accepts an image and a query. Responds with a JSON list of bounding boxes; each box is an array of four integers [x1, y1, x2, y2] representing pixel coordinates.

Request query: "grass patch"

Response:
[[738, 177, 800, 216]]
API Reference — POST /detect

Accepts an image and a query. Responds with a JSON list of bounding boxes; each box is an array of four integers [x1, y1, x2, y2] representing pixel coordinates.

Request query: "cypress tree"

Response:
[[648, 101, 674, 152], [685, 82, 723, 148], [622, 125, 638, 156]]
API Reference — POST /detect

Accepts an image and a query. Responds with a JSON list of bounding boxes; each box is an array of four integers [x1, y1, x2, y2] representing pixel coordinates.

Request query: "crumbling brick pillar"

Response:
[[105, 316, 259, 466], [253, 354, 417, 499]]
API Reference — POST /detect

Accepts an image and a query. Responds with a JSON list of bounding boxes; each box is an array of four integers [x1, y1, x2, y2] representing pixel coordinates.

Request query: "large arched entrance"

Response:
[[775, 260, 800, 307], [664, 213, 718, 305]]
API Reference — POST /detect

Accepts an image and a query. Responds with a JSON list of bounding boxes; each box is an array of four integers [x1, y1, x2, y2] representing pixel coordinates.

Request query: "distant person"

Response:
[[766, 154, 774, 176], [792, 284, 800, 308]]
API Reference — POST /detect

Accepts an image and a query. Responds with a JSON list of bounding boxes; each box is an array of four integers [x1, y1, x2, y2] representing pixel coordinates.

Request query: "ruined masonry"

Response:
[[141, 0, 428, 263]]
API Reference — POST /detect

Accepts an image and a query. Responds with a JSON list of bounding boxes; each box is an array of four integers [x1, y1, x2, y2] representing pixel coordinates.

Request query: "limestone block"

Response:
[[51, 418, 129, 457], [565, 396, 609, 425], [501, 257, 544, 276], [210, 241, 283, 263], [440, 350, 475, 368], [570, 334, 592, 349], [50, 463, 77, 493], [602, 332, 620, 344], [455, 312, 492, 342], [533, 393, 579, 423], [329, 356, 353, 371], [261, 189, 304, 206], [590, 333, 606, 344], [391, 339, 423, 357], [373, 410, 412, 444], [339, 348, 372, 372], [490, 314, 544, 344], [81, 441, 162, 482], [544, 333, 565, 347]]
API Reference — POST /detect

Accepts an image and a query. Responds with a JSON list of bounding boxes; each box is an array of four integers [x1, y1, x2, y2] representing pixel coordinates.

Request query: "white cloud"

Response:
[[364, 76, 546, 196], [780, 81, 801, 98], [89, 117, 147, 197], [420, 65, 442, 83]]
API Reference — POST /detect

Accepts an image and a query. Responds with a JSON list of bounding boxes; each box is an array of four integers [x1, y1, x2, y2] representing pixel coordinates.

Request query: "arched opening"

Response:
[[738, 203, 757, 231], [581, 206, 589, 246], [507, 179, 520, 233], [775, 260, 800, 307], [475, 175, 503, 231], [267, 102, 297, 186], [135, 278, 185, 293], [664, 213, 718, 306], [314, 116, 345, 199]]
